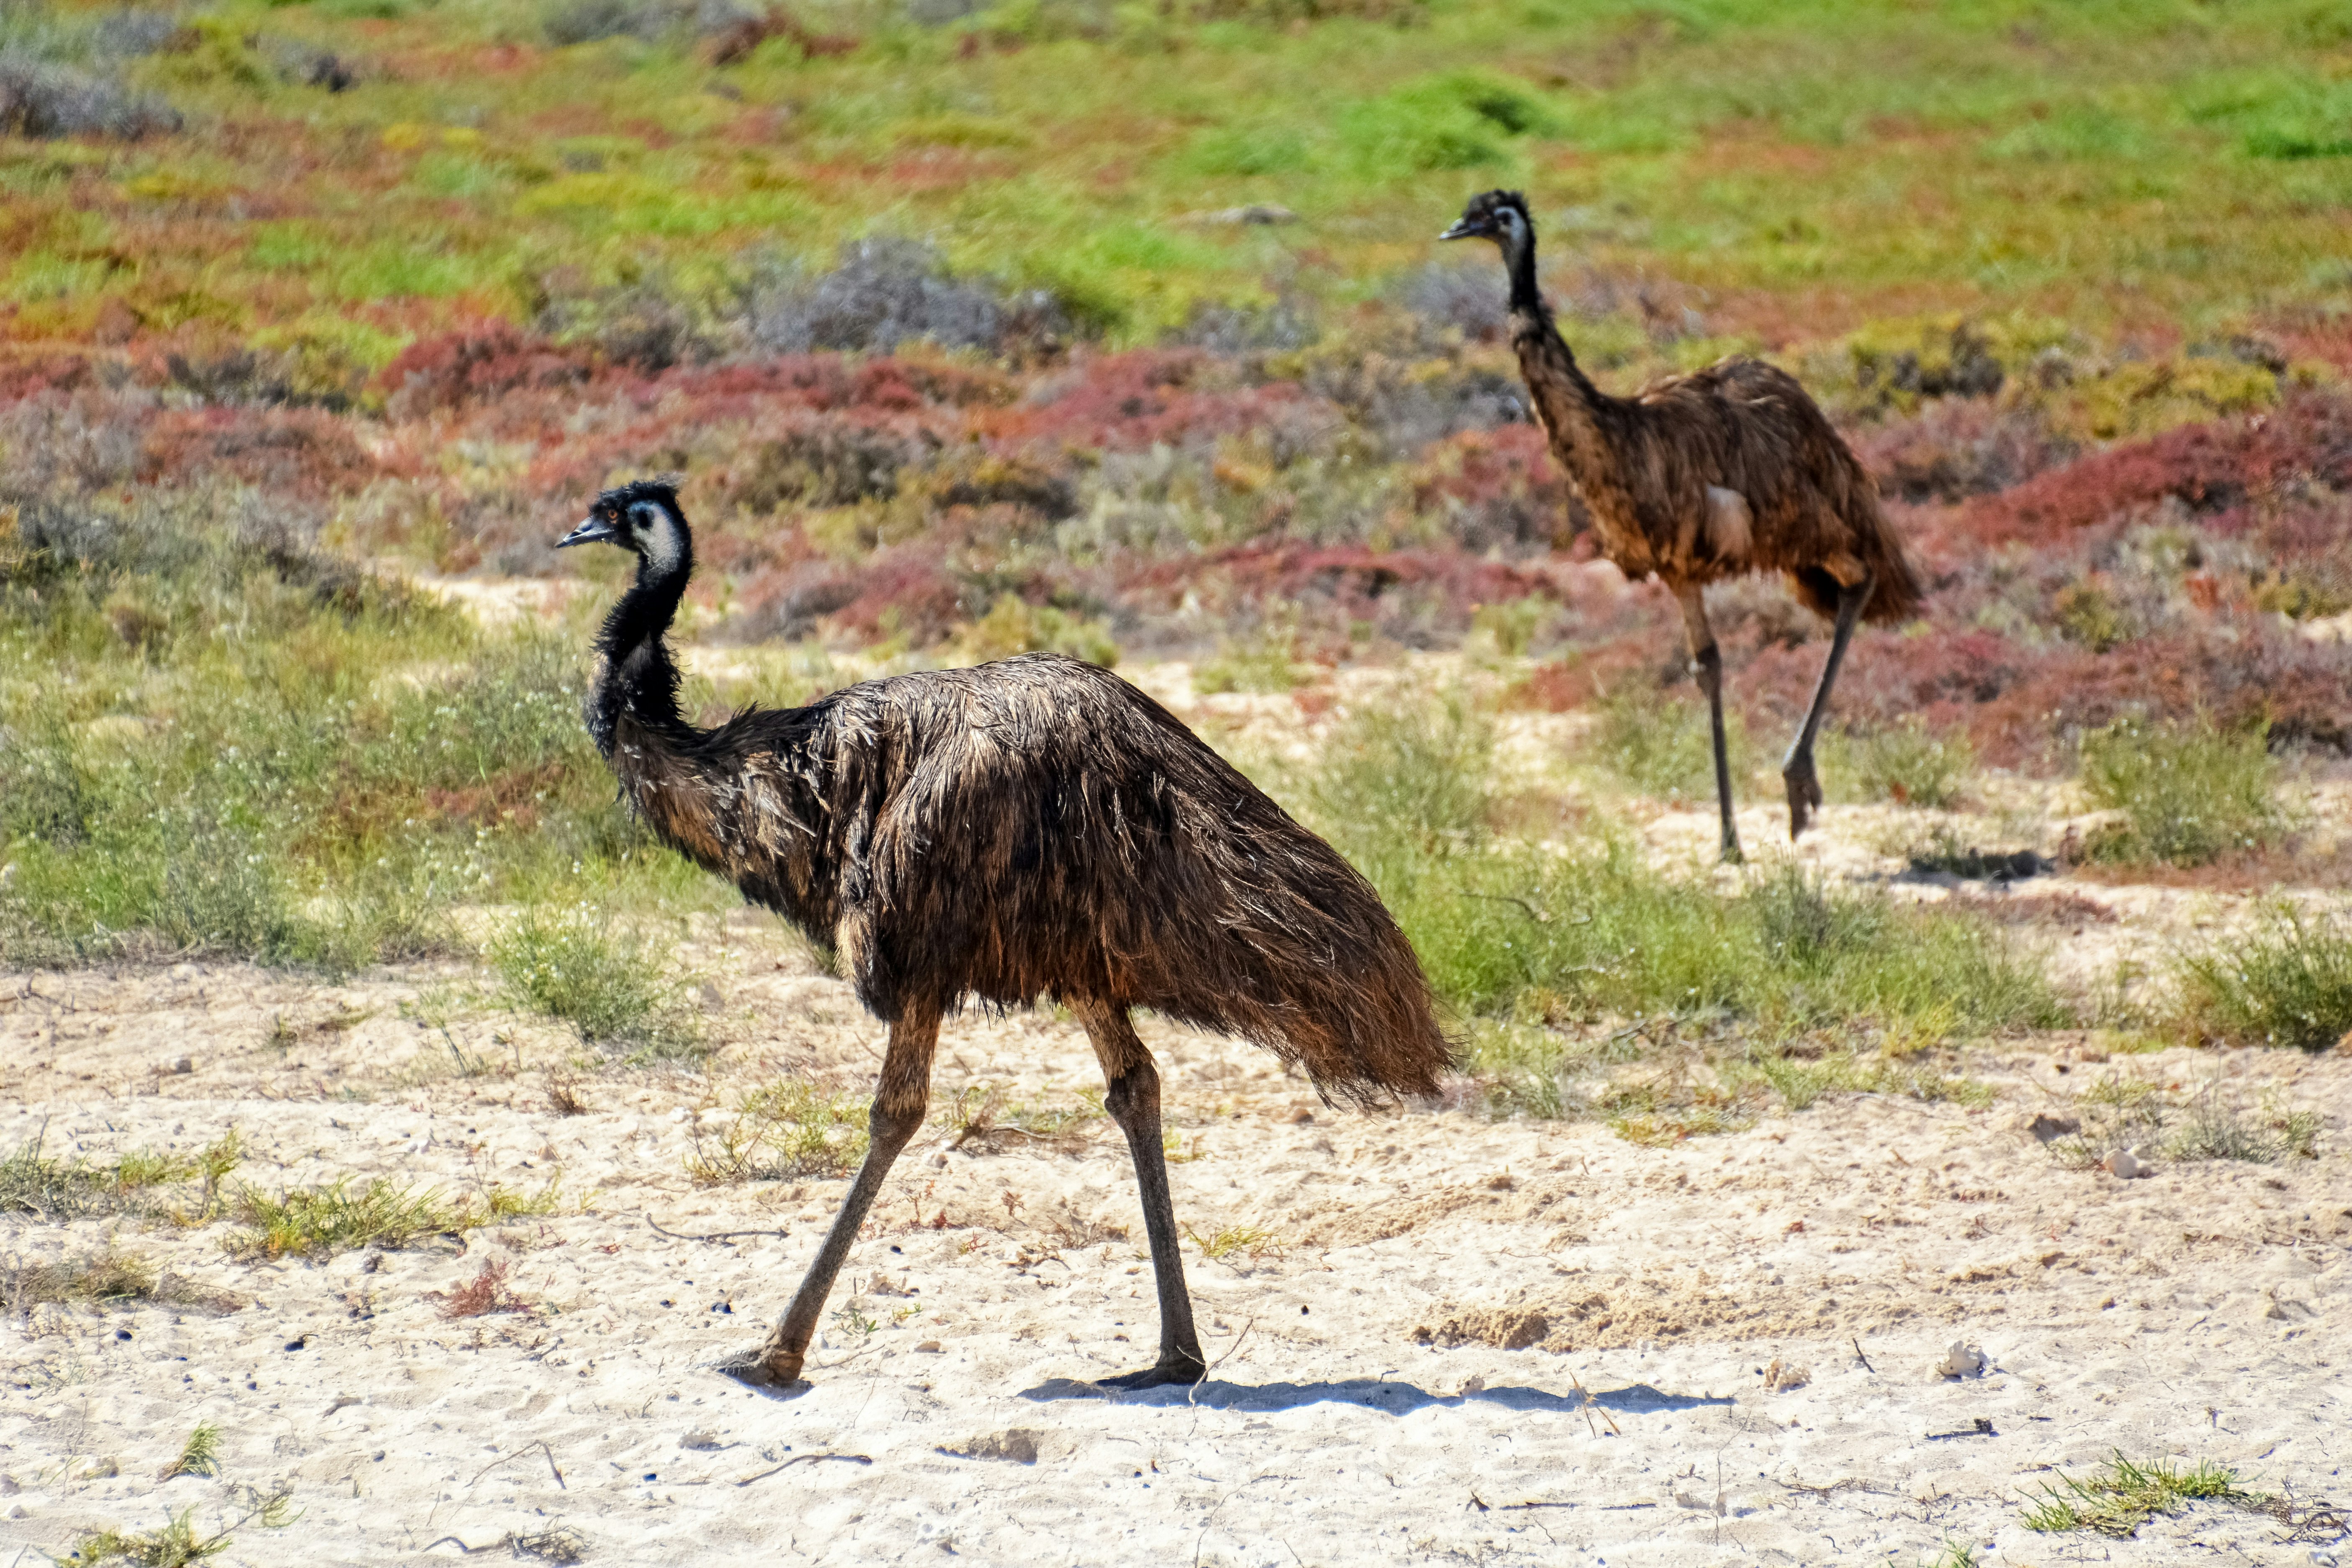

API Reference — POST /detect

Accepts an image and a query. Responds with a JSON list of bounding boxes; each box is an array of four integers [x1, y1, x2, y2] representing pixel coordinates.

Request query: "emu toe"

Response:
[[1095, 1353, 1208, 1393], [708, 1341, 806, 1388], [1782, 756, 1825, 840]]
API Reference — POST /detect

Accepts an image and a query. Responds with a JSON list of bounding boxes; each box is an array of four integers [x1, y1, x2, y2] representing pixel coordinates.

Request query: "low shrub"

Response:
[[2078, 717, 2286, 866], [1826, 717, 1974, 809], [491, 904, 704, 1057], [2174, 904, 2352, 1049]]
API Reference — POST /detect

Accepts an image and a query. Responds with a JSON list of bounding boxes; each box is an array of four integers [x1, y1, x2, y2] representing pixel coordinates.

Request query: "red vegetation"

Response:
[[1961, 391, 2352, 544], [379, 323, 592, 418]]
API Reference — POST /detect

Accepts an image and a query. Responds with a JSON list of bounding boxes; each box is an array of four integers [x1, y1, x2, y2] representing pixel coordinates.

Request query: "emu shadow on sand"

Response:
[[558, 482, 1450, 1388], [1443, 189, 1923, 863]]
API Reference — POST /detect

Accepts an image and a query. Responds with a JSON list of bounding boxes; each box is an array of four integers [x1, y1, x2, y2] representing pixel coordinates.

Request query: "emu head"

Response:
[[1439, 189, 1535, 272], [557, 479, 692, 579]]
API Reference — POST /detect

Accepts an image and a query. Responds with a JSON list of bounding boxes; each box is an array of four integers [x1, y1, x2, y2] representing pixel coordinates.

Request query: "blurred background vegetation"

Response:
[[5, 0, 2352, 1112]]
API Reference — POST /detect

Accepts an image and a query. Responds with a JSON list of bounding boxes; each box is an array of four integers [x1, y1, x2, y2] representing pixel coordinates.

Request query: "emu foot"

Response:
[[1782, 754, 1824, 840], [708, 1340, 806, 1388], [1719, 828, 1745, 866], [1095, 1353, 1207, 1392]]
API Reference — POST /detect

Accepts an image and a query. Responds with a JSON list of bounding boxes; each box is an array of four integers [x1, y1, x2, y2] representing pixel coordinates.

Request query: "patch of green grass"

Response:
[[223, 1176, 558, 1260], [0, 1131, 242, 1221], [685, 1081, 870, 1183], [947, 594, 1119, 668], [492, 904, 705, 1058], [2078, 717, 2287, 867], [1307, 686, 1494, 866], [2164, 1082, 2321, 1164], [1192, 630, 1305, 695], [2021, 1452, 2260, 1537], [1294, 686, 2060, 1127], [1401, 846, 2064, 1045], [2174, 904, 2352, 1050], [60, 1489, 297, 1568], [1590, 686, 1750, 804], [1825, 717, 1975, 810]]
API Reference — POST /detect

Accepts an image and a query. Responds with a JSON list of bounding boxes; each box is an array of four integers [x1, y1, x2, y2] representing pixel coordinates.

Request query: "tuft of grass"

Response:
[[1307, 687, 1495, 866], [3, 1245, 156, 1312], [492, 904, 704, 1058], [2078, 718, 2287, 867], [1591, 686, 1748, 804], [60, 1489, 297, 1568], [2163, 1082, 2321, 1164], [161, 1423, 219, 1481], [685, 1082, 870, 1183], [1192, 630, 1305, 696], [1184, 1222, 1280, 1261], [2174, 904, 2352, 1050], [1825, 718, 1974, 810], [0, 1132, 242, 1221], [223, 1177, 557, 1260], [948, 594, 1118, 668], [2045, 1071, 2168, 1169], [2021, 1452, 2260, 1537]]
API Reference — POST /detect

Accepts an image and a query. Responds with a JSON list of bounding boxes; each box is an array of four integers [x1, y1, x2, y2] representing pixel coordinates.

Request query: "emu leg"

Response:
[[715, 1011, 938, 1388], [1074, 1000, 1207, 1390], [1676, 584, 1742, 865], [1781, 572, 1873, 841]]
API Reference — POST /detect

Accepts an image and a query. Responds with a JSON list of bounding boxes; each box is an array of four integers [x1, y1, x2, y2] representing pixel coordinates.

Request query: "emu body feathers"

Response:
[[609, 655, 1446, 1104]]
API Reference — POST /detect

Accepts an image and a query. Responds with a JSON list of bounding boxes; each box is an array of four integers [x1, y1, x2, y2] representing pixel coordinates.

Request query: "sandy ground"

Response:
[[3, 647, 2349, 1565], [0, 930, 2346, 1568]]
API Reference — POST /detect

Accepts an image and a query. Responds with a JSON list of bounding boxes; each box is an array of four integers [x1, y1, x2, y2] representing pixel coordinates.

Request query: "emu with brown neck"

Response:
[[1443, 189, 1922, 859], [557, 480, 1450, 1389]]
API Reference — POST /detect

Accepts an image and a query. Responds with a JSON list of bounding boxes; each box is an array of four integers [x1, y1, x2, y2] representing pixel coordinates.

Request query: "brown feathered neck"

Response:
[[1499, 209, 1629, 497], [587, 505, 696, 758]]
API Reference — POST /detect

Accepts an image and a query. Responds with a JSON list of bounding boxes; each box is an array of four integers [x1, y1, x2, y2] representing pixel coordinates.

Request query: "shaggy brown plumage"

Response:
[[1444, 190, 1923, 859], [558, 479, 1448, 1390]]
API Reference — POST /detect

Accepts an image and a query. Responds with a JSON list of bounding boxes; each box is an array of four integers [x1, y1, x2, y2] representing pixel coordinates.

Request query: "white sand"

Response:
[[0, 946, 2345, 1566]]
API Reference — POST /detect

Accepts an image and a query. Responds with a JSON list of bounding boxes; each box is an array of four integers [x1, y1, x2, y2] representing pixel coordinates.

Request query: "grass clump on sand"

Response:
[[223, 1177, 559, 1260], [686, 1082, 871, 1183], [1287, 693, 2061, 1130], [0, 1132, 242, 1220], [2077, 717, 2287, 866], [1589, 687, 1749, 804], [2021, 1452, 2260, 1537], [492, 904, 705, 1059], [161, 1423, 220, 1481], [1824, 717, 1975, 810], [3, 1246, 163, 1312], [60, 1489, 297, 1568], [2174, 904, 2352, 1050]]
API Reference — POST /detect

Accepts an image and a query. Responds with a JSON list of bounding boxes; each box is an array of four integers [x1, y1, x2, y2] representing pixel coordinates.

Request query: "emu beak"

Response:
[[1438, 216, 1485, 241], [556, 516, 617, 549]]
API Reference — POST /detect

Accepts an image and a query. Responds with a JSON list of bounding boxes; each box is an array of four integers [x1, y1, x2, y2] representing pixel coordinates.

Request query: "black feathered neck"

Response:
[[586, 489, 695, 757], [1493, 193, 1544, 318]]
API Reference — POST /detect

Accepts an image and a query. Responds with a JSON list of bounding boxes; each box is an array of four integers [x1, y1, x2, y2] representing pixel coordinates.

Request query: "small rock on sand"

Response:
[[1937, 1341, 1986, 1379], [1764, 1358, 1810, 1391]]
